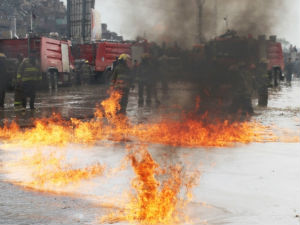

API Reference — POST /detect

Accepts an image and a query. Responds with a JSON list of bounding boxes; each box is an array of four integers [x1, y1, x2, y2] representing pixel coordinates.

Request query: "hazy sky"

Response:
[[62, 0, 300, 46]]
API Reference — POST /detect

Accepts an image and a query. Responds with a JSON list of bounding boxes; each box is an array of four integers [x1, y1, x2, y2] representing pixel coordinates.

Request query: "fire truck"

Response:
[[0, 36, 74, 88], [188, 31, 285, 112], [205, 31, 285, 76], [72, 41, 132, 83]]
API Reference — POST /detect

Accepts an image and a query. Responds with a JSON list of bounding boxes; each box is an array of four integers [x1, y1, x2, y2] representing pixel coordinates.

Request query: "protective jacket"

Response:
[[111, 62, 132, 86], [17, 58, 42, 82], [0, 57, 8, 89]]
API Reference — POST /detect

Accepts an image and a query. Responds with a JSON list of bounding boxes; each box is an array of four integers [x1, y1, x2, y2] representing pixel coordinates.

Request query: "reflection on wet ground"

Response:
[[0, 79, 300, 225]]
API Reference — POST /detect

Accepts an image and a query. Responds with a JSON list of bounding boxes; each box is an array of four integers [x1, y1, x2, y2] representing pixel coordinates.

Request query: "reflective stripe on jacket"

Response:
[[17, 58, 42, 82], [111, 62, 132, 84]]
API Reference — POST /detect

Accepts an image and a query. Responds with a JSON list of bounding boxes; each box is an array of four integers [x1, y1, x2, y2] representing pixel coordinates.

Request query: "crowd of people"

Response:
[[0, 44, 297, 115], [110, 52, 170, 114]]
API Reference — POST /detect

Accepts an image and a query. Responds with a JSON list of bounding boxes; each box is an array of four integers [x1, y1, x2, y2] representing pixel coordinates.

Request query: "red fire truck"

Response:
[[205, 32, 285, 75], [72, 41, 132, 82], [266, 39, 284, 72], [0, 37, 74, 87]]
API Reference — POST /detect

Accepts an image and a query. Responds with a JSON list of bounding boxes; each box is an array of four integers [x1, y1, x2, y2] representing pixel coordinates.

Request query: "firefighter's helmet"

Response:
[[141, 53, 151, 59], [0, 53, 6, 58], [118, 53, 131, 61], [260, 58, 269, 64]]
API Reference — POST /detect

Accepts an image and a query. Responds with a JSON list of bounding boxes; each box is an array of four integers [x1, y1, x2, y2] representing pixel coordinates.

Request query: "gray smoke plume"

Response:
[[215, 0, 287, 37], [115, 0, 289, 47]]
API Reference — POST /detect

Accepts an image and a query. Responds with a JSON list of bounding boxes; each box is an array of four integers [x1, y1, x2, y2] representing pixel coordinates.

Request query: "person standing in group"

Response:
[[139, 53, 160, 107], [285, 58, 293, 83], [111, 54, 134, 114], [0, 53, 8, 109], [228, 62, 253, 114], [17, 52, 42, 110], [14, 53, 24, 110], [137, 54, 151, 107], [256, 59, 270, 107]]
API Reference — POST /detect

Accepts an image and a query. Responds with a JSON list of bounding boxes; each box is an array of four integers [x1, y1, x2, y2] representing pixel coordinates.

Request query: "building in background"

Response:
[[1, 0, 122, 42], [67, 0, 95, 44], [0, 0, 67, 39]]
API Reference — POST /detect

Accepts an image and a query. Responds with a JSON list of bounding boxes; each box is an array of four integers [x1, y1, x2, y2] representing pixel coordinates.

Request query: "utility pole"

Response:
[[214, 0, 218, 37], [195, 0, 206, 43], [67, 0, 71, 39]]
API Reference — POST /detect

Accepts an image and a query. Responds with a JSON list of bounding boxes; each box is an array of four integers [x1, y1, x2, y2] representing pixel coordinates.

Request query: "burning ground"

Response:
[[0, 83, 299, 225]]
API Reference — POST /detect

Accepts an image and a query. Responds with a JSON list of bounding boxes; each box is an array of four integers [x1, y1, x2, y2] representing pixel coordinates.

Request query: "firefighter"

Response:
[[47, 69, 58, 91], [17, 52, 42, 110], [139, 53, 160, 107], [256, 59, 269, 107], [230, 62, 253, 114], [285, 58, 293, 83], [82, 60, 93, 83], [158, 55, 170, 100], [137, 54, 151, 107], [295, 58, 300, 77], [111, 54, 133, 114], [14, 53, 25, 109], [112, 56, 119, 72], [0, 53, 8, 109]]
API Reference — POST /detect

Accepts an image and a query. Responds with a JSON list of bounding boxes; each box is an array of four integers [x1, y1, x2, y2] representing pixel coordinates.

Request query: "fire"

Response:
[[133, 117, 271, 147], [100, 145, 199, 224], [4, 148, 104, 192], [0, 90, 298, 224], [0, 90, 298, 149], [0, 90, 298, 196]]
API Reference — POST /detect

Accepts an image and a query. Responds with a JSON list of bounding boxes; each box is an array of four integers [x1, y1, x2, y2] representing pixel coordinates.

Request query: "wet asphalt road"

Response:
[[0, 79, 300, 225]]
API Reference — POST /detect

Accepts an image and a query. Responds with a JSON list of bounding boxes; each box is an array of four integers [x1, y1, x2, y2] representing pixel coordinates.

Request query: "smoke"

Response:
[[112, 0, 198, 47], [215, 0, 287, 37], [96, 0, 290, 47]]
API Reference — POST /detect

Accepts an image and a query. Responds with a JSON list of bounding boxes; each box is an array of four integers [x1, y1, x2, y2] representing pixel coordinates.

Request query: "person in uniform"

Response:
[[137, 54, 151, 107], [256, 59, 270, 107], [0, 53, 8, 109], [230, 62, 254, 114], [47, 69, 58, 91], [111, 54, 133, 114], [285, 58, 293, 83], [17, 52, 42, 110], [14, 54, 25, 109], [139, 53, 160, 107]]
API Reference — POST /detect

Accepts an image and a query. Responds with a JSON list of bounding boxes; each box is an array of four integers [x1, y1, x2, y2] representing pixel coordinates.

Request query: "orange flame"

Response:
[[0, 90, 298, 224], [0, 90, 298, 148], [101, 145, 199, 224], [4, 148, 104, 192]]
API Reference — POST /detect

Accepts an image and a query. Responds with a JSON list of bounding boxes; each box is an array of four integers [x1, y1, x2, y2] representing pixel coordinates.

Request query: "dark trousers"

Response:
[[258, 86, 268, 106], [286, 73, 292, 82], [14, 84, 23, 107], [0, 90, 5, 108], [231, 92, 253, 114], [118, 87, 130, 114], [22, 81, 36, 109], [48, 71, 58, 90], [145, 81, 159, 106], [273, 70, 279, 87], [138, 81, 145, 107]]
